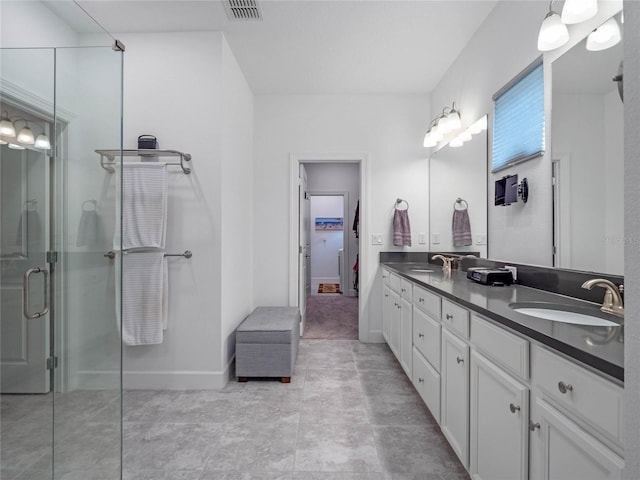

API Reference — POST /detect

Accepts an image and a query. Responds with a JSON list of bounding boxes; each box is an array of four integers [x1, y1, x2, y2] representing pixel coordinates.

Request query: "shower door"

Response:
[[1, 44, 123, 479]]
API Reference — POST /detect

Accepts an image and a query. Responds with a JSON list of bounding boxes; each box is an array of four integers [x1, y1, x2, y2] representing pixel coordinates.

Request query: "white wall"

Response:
[[428, 0, 622, 267], [625, 2, 640, 476], [309, 195, 344, 285], [254, 94, 429, 341], [306, 162, 360, 295]]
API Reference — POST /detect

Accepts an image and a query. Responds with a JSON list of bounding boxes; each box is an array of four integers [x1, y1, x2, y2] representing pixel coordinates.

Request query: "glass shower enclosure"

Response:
[[0, 17, 124, 480]]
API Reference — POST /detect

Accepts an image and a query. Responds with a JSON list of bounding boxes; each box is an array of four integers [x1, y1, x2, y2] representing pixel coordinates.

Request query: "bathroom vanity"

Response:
[[380, 259, 624, 480]]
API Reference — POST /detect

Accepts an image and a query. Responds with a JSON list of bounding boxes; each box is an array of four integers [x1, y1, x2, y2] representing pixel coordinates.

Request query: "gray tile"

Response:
[[1, 393, 52, 423], [383, 474, 470, 480], [123, 471, 204, 480], [304, 368, 362, 394], [204, 422, 297, 473], [57, 469, 121, 480], [123, 390, 182, 422], [294, 474, 385, 480], [294, 423, 381, 473], [157, 390, 247, 424], [0, 420, 52, 471], [7, 470, 52, 480], [200, 472, 293, 480], [358, 370, 416, 396], [53, 390, 120, 423], [300, 389, 368, 425], [373, 425, 468, 476], [366, 393, 437, 426], [123, 422, 223, 471]]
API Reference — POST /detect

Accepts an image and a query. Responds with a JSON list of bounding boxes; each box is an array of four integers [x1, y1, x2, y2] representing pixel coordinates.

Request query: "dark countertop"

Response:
[[381, 262, 624, 383]]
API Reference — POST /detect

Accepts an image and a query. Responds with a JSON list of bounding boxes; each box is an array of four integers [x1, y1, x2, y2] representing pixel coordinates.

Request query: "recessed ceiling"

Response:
[[47, 0, 498, 95]]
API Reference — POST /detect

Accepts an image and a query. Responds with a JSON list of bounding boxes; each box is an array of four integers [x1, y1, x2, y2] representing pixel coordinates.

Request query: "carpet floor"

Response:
[[302, 294, 359, 340]]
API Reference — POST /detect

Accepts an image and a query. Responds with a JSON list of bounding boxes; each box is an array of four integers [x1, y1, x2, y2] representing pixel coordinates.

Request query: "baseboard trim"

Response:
[[76, 361, 235, 390]]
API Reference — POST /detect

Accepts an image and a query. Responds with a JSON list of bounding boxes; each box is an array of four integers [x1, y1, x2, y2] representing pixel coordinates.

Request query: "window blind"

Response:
[[492, 61, 545, 172]]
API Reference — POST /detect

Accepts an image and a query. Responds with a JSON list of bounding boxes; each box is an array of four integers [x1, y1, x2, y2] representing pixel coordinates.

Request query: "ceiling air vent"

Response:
[[224, 0, 263, 21]]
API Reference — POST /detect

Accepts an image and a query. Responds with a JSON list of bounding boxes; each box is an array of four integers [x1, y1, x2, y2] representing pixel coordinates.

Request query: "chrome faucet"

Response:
[[432, 254, 453, 273], [581, 279, 624, 318]]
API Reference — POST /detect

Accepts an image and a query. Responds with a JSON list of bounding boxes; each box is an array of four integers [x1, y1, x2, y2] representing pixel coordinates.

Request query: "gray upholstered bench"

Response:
[[235, 306, 300, 383]]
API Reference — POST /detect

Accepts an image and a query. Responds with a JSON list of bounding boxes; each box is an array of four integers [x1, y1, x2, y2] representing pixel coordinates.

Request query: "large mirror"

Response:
[[551, 12, 623, 275], [429, 121, 488, 257]]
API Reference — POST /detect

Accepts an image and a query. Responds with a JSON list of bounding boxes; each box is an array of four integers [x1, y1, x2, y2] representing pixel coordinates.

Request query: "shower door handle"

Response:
[[23, 267, 50, 319]]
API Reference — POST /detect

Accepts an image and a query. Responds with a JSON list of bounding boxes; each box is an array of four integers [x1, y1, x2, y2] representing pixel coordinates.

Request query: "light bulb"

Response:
[[35, 134, 51, 149], [561, 0, 598, 24], [17, 126, 35, 144], [437, 115, 453, 134], [537, 11, 570, 51], [586, 17, 621, 51]]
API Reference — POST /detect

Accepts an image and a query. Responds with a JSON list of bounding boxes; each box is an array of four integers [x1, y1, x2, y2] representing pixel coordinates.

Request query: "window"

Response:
[[492, 60, 545, 172]]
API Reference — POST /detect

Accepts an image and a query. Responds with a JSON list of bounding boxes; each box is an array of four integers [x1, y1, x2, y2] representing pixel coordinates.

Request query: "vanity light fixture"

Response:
[[537, 1, 569, 52], [561, 0, 598, 25], [16, 122, 35, 145], [586, 17, 621, 51], [0, 112, 16, 137], [423, 102, 462, 148], [35, 134, 51, 150]]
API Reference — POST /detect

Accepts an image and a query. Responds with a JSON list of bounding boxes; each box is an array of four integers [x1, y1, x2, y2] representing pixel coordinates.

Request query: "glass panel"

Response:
[[1, 47, 55, 480], [53, 46, 122, 479]]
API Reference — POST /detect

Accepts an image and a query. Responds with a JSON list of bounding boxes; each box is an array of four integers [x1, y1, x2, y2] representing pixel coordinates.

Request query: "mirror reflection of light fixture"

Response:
[[35, 134, 51, 149], [561, 0, 598, 25], [537, 2, 569, 51], [8, 143, 26, 150], [586, 17, 621, 51], [16, 122, 35, 144], [1, 116, 51, 150], [468, 115, 488, 134]]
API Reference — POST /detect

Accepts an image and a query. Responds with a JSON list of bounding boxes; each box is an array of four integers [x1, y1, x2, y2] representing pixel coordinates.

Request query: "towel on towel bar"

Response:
[[115, 251, 168, 346], [113, 162, 168, 250], [393, 209, 412, 246], [452, 209, 473, 246]]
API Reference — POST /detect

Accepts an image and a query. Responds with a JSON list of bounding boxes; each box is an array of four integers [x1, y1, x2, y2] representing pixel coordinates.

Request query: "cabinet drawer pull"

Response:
[[418, 333, 424, 338], [401, 288, 406, 293], [456, 356, 464, 364], [529, 420, 541, 431], [385, 294, 389, 298], [446, 314, 453, 320], [418, 377, 424, 383], [509, 403, 521, 414], [558, 381, 574, 394], [419, 297, 424, 303]]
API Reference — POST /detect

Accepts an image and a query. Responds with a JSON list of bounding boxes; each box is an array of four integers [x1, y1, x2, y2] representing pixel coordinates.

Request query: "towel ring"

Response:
[[395, 198, 409, 210], [454, 197, 468, 210], [82, 199, 98, 211]]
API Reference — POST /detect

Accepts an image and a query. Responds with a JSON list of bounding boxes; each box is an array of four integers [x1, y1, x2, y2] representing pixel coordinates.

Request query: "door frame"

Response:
[[288, 153, 370, 341]]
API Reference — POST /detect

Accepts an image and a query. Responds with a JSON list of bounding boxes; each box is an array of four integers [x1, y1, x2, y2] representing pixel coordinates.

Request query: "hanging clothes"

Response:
[[352, 200, 360, 239]]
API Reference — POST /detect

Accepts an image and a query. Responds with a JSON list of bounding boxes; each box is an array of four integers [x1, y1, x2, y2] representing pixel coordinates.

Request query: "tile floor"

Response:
[[2, 339, 469, 480]]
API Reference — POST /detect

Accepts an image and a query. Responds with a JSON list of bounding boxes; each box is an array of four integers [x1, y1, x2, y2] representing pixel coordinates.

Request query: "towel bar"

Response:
[[96, 149, 192, 174], [104, 250, 192, 259]]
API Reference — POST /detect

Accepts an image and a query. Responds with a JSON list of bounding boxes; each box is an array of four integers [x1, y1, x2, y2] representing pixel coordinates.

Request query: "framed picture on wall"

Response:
[[315, 217, 344, 230]]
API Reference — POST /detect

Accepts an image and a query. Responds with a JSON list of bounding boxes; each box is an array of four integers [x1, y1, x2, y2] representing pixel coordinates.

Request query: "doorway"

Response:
[[290, 159, 363, 340]]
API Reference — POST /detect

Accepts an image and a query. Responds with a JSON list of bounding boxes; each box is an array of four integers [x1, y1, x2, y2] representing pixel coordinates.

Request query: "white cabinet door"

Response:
[[441, 328, 470, 468], [413, 306, 441, 371], [413, 346, 441, 424], [400, 297, 412, 377], [382, 284, 391, 344], [530, 399, 624, 480], [470, 351, 529, 480], [389, 289, 401, 359]]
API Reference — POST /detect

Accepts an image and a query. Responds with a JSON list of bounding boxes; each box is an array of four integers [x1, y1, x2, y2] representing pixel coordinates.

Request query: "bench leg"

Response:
[[281, 377, 291, 383], [238, 377, 248, 382]]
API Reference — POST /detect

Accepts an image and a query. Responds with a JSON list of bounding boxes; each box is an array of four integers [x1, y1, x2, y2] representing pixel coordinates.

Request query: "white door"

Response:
[[1, 143, 50, 394], [298, 164, 310, 330]]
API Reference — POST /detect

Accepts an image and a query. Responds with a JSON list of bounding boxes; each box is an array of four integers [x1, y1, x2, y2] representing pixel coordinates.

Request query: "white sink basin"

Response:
[[509, 303, 620, 327]]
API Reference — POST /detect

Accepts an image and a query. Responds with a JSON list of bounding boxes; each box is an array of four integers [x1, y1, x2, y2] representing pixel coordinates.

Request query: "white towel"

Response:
[[115, 251, 167, 346], [113, 163, 168, 250]]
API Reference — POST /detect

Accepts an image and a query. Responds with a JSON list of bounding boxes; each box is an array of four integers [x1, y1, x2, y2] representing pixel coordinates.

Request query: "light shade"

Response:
[[537, 11, 570, 51], [449, 136, 464, 148], [0, 118, 15, 136], [436, 115, 452, 135], [561, 0, 598, 24], [423, 132, 437, 148], [8, 143, 25, 150], [468, 115, 488, 134], [447, 109, 462, 131], [459, 130, 473, 142], [0, 139, 7, 145], [586, 17, 621, 51], [17, 125, 35, 144], [35, 134, 51, 149]]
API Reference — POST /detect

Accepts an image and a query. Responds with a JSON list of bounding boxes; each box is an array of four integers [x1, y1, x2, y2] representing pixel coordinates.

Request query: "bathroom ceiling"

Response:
[[49, 0, 498, 95]]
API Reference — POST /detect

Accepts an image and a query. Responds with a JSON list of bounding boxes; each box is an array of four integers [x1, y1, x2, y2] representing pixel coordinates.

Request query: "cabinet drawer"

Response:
[[389, 273, 401, 293], [413, 285, 441, 320], [413, 346, 441, 424], [442, 299, 469, 339], [471, 314, 529, 381], [400, 278, 413, 301], [382, 268, 391, 286], [413, 306, 441, 371], [531, 345, 624, 447]]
